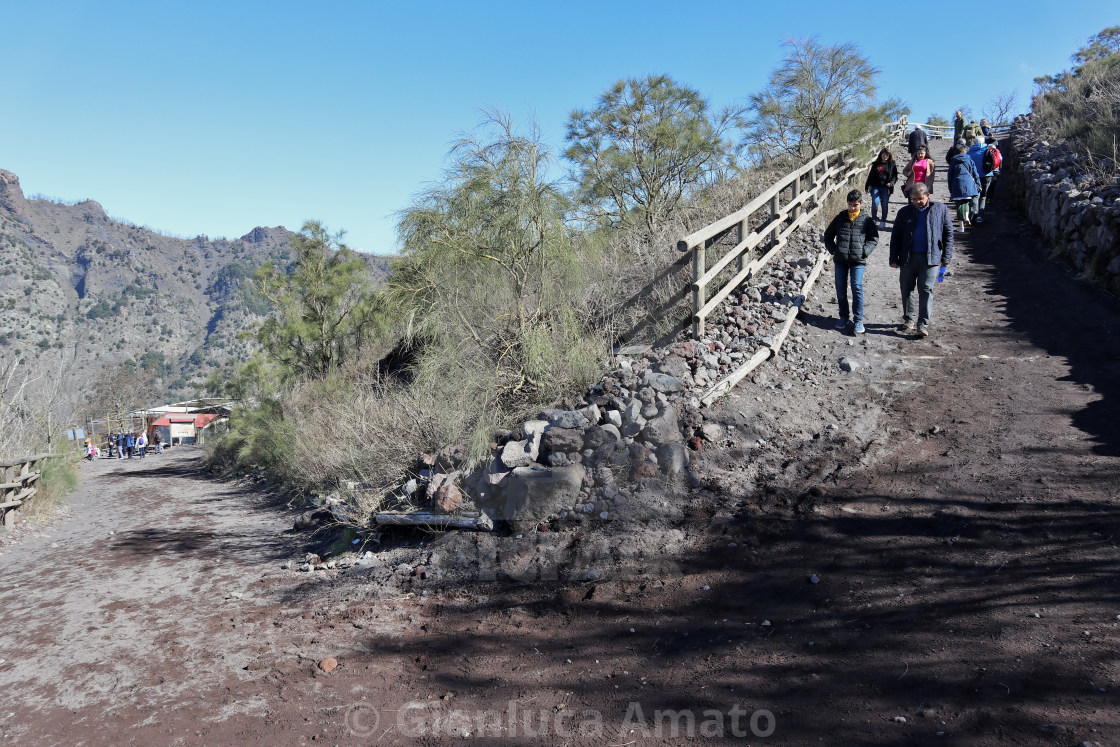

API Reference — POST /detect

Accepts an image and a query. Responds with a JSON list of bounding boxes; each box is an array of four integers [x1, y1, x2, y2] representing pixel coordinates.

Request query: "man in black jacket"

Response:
[[824, 189, 878, 335], [907, 125, 928, 158], [888, 183, 954, 338]]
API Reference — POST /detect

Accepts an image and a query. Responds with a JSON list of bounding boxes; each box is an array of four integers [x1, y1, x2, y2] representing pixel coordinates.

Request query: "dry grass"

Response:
[[579, 160, 794, 348], [1034, 55, 1120, 181], [10, 454, 80, 524]]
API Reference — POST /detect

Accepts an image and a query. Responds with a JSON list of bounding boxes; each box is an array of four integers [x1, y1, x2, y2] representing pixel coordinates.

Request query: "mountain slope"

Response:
[[0, 168, 390, 399]]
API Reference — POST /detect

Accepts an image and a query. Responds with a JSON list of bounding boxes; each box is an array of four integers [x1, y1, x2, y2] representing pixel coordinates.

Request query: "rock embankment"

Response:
[[376, 228, 831, 533], [1004, 115, 1120, 295]]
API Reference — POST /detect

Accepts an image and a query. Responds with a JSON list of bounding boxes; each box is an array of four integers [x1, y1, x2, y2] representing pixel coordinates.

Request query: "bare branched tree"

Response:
[[984, 91, 1019, 124], [0, 356, 40, 458], [85, 362, 160, 434], [0, 351, 81, 457]]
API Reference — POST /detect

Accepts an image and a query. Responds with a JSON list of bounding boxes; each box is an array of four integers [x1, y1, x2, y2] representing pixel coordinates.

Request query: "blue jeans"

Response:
[[869, 186, 890, 222], [834, 262, 865, 324], [899, 252, 939, 329], [979, 175, 995, 211]]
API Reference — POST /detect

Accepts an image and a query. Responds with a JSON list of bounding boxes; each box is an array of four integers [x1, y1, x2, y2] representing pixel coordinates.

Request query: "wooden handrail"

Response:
[[0, 453, 53, 469], [680, 117, 909, 337], [904, 121, 1012, 140], [0, 453, 54, 527]]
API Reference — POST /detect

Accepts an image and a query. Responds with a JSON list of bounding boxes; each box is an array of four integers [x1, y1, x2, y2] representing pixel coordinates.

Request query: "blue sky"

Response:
[[3, 0, 1115, 255]]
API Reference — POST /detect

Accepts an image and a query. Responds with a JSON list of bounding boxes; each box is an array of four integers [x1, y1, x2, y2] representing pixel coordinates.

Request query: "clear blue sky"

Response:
[[3, 0, 1115, 255]]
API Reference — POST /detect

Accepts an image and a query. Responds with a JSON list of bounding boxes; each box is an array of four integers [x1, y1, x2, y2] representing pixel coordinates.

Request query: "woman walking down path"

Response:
[[903, 145, 934, 198], [949, 144, 982, 230], [864, 148, 898, 229]]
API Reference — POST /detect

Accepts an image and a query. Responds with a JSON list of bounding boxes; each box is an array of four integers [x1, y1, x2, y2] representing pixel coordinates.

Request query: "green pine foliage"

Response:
[[742, 37, 906, 163], [565, 75, 742, 232], [254, 222, 387, 381]]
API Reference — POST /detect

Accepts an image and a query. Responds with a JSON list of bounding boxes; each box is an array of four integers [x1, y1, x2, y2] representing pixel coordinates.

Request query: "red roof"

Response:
[[151, 413, 221, 427]]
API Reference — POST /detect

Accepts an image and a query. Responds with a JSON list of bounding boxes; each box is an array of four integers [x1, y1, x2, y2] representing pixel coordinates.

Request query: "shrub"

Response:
[[392, 113, 609, 456], [1033, 27, 1120, 172]]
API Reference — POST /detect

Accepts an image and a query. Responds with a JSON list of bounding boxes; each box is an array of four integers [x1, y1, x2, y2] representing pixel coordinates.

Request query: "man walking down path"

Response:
[[907, 124, 928, 158], [888, 182, 953, 338], [824, 189, 879, 335]]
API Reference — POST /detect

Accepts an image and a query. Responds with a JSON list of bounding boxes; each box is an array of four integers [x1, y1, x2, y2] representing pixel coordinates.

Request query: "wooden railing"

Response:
[[679, 117, 909, 338], [0, 454, 51, 527], [905, 121, 1012, 140]]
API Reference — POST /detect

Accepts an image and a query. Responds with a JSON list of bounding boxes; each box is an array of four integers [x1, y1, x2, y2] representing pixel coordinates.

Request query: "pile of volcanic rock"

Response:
[[651, 231, 822, 393], [391, 367, 701, 534], [1004, 115, 1120, 295]]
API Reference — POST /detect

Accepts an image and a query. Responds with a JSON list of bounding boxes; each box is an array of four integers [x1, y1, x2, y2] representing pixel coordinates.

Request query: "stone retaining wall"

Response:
[[1002, 115, 1120, 295]]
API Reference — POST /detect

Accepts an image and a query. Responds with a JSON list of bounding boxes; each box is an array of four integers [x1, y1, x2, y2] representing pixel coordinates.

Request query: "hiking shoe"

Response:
[[898, 322, 915, 334], [853, 322, 866, 335], [834, 318, 849, 330], [916, 327, 929, 339]]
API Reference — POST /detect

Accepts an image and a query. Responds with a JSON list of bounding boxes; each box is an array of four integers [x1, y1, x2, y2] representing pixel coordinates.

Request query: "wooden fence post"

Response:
[[677, 116, 905, 341], [737, 219, 747, 274], [692, 242, 706, 338], [791, 173, 802, 220], [768, 193, 779, 251]]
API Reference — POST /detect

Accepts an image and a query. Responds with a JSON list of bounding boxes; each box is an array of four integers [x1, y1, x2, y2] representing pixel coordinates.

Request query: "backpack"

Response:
[[983, 145, 1002, 172]]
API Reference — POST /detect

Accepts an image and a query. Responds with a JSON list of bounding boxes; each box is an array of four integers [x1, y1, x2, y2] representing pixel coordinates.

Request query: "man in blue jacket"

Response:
[[888, 183, 954, 339]]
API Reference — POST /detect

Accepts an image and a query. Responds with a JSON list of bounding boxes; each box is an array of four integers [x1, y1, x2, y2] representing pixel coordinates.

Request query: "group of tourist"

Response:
[[104, 429, 162, 459], [823, 115, 1003, 340]]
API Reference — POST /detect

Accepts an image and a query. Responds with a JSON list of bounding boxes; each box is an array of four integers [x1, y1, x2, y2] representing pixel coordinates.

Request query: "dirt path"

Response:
[[2, 138, 1120, 746]]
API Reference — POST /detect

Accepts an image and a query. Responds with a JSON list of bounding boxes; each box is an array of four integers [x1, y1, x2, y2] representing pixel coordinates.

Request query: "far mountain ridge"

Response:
[[0, 168, 391, 402]]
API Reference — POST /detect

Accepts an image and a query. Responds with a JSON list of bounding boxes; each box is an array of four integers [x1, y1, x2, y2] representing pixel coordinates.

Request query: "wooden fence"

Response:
[[0, 454, 51, 527], [678, 117, 909, 338], [903, 122, 1012, 140]]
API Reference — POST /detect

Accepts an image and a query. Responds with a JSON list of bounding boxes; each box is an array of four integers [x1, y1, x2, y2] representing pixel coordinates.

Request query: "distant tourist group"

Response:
[[98, 430, 163, 459], [824, 112, 1002, 340]]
